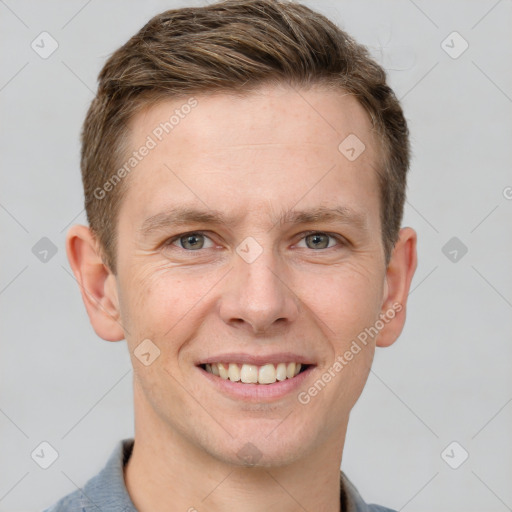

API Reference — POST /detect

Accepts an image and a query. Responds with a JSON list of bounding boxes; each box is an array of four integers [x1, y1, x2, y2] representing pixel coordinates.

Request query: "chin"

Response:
[[201, 419, 319, 469]]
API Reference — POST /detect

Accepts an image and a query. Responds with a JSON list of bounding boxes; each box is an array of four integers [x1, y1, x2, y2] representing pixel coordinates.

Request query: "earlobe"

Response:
[[66, 225, 125, 342], [376, 227, 418, 348]]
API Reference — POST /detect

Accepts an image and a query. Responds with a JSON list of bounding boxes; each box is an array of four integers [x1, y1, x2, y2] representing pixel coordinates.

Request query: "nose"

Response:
[[219, 246, 300, 335]]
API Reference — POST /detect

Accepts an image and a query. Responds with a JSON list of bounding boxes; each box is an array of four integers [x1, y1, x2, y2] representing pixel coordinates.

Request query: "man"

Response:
[[44, 0, 417, 510]]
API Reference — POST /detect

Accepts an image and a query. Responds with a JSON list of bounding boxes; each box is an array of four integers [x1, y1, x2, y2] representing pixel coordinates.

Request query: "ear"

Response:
[[376, 227, 418, 348], [66, 225, 125, 342]]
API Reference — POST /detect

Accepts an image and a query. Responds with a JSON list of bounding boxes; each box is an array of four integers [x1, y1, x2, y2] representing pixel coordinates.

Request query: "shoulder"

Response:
[[41, 438, 136, 512], [42, 489, 87, 511], [341, 471, 397, 512], [41, 467, 118, 512]]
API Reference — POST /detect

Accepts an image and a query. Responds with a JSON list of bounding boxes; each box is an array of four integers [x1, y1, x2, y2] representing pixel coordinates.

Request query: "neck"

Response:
[[124, 387, 347, 512]]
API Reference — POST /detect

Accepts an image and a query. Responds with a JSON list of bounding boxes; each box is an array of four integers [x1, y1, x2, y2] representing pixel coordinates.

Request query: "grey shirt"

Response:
[[42, 439, 396, 512]]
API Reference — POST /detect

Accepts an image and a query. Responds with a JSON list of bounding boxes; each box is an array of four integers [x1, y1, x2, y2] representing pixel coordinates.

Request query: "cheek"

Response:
[[117, 265, 181, 344], [121, 263, 220, 344], [296, 260, 384, 337], [119, 251, 384, 352]]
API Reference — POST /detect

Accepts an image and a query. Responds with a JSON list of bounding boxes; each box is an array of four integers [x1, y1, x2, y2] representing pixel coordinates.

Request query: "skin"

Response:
[[67, 83, 417, 512]]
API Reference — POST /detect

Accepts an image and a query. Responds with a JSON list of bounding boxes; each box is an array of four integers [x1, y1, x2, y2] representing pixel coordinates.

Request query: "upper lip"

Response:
[[196, 352, 315, 366]]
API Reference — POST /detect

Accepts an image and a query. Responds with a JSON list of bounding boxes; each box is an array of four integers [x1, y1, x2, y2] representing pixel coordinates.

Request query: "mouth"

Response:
[[199, 362, 311, 385], [195, 356, 316, 401]]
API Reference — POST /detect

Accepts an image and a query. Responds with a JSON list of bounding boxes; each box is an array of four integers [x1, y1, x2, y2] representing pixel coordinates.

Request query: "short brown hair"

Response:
[[81, 0, 410, 273]]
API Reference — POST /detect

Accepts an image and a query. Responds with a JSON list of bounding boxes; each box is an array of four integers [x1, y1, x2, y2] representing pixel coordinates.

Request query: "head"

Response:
[[68, 0, 417, 467]]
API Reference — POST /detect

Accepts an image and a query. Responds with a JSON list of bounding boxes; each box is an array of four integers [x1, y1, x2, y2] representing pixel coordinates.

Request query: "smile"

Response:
[[202, 362, 308, 384], [196, 352, 316, 401]]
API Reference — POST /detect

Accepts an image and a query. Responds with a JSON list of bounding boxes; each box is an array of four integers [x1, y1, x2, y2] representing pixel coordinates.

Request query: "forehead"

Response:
[[119, 84, 382, 225], [131, 84, 378, 155]]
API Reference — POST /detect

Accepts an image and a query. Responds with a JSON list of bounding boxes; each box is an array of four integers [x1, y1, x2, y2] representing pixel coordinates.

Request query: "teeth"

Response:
[[240, 364, 258, 383], [276, 363, 287, 381], [218, 363, 229, 380], [204, 362, 306, 384], [228, 363, 240, 382], [258, 364, 276, 384]]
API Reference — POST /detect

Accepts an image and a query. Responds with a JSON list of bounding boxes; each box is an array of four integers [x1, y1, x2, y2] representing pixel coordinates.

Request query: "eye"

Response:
[[163, 230, 346, 253], [168, 232, 215, 251], [296, 232, 344, 250]]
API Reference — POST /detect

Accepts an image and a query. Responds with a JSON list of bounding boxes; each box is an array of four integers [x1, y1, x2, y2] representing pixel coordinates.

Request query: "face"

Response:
[[102, 84, 404, 466]]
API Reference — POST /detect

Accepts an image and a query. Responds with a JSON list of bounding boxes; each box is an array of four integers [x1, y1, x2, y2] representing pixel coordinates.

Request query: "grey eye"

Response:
[[173, 233, 213, 250], [303, 233, 334, 250]]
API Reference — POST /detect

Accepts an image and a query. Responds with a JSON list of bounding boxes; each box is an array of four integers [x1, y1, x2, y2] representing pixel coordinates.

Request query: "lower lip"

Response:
[[197, 365, 315, 402]]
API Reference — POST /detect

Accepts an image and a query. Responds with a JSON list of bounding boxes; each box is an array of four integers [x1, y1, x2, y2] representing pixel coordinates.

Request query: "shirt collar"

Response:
[[341, 471, 376, 512]]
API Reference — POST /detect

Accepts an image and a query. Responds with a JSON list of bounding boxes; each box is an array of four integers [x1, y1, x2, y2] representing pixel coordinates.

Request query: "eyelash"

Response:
[[163, 230, 347, 252]]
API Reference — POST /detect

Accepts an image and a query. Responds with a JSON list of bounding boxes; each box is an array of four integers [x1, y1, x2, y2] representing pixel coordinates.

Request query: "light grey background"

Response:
[[1, 1, 511, 511]]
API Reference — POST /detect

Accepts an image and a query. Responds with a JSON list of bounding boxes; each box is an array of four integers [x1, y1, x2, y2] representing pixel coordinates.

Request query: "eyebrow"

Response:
[[138, 204, 369, 236]]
